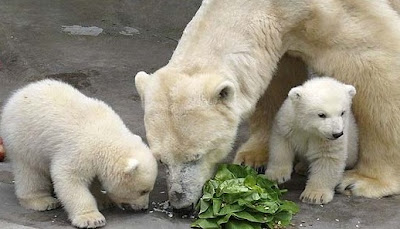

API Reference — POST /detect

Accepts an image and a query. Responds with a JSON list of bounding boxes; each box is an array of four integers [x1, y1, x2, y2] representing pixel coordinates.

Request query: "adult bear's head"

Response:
[[135, 68, 241, 209], [133, 0, 309, 210]]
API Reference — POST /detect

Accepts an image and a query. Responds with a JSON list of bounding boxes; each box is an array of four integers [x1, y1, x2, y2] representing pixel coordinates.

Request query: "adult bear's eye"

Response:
[[341, 111, 345, 116], [318, 113, 326, 118]]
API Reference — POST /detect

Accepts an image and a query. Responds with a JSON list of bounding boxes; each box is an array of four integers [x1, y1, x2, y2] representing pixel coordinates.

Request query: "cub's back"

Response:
[[0, 79, 121, 162]]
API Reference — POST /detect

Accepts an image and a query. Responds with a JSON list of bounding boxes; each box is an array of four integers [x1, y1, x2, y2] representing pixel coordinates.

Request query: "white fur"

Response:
[[266, 77, 358, 204], [0, 80, 158, 228], [135, 0, 400, 208]]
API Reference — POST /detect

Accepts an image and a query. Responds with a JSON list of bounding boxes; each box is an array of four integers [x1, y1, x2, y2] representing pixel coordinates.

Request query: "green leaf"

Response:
[[192, 164, 299, 229], [191, 218, 220, 229], [225, 220, 262, 229], [218, 204, 245, 215], [218, 178, 248, 195], [280, 200, 300, 214], [243, 192, 261, 202], [232, 211, 267, 223], [202, 180, 217, 200], [222, 193, 249, 205], [212, 199, 222, 215], [245, 201, 280, 214], [273, 211, 293, 225], [228, 164, 258, 178], [199, 206, 216, 219], [199, 199, 211, 214], [217, 213, 232, 225], [244, 175, 257, 188], [256, 175, 277, 189], [214, 164, 236, 181]]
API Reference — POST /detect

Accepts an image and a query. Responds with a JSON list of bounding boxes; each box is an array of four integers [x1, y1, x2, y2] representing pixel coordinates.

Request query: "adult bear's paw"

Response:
[[233, 149, 268, 174], [336, 170, 398, 198]]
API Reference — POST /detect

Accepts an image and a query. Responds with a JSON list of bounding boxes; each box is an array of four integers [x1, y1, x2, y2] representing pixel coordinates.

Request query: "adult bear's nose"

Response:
[[332, 131, 344, 139], [170, 191, 185, 202]]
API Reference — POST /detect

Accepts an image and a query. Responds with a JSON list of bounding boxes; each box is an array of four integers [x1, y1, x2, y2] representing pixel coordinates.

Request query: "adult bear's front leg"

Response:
[[336, 77, 400, 198], [234, 55, 308, 172], [337, 139, 400, 198]]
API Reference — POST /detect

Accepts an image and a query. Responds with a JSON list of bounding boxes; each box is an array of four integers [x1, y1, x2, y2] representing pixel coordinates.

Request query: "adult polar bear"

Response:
[[135, 0, 400, 209]]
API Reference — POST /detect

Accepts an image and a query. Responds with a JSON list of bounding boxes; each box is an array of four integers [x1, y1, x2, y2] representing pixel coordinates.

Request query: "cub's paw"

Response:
[[20, 196, 61, 211], [234, 150, 268, 173], [265, 166, 292, 184], [300, 188, 334, 204], [71, 211, 106, 228]]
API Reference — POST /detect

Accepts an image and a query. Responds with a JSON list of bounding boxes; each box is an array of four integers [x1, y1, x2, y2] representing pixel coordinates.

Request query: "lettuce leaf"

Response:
[[191, 164, 299, 229]]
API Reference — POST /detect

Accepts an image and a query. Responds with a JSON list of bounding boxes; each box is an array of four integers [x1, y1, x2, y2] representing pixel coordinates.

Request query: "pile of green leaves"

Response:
[[191, 164, 299, 229]]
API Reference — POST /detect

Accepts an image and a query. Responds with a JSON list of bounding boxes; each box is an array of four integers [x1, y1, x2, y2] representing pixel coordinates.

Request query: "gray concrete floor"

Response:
[[0, 0, 399, 228]]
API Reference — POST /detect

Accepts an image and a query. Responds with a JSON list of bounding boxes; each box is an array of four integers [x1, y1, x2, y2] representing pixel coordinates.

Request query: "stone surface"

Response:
[[0, 0, 399, 228]]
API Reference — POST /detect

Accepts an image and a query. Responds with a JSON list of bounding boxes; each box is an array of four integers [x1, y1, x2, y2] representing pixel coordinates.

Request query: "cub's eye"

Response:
[[318, 113, 326, 118], [341, 111, 345, 116], [140, 190, 150, 195]]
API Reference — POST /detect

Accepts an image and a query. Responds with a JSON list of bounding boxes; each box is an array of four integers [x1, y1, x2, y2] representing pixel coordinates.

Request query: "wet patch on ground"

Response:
[[43, 72, 91, 89], [31, 70, 100, 90]]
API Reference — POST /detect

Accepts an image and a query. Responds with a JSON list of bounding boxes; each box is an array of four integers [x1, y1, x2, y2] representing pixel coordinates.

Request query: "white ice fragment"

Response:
[[62, 25, 103, 36], [119, 27, 140, 36]]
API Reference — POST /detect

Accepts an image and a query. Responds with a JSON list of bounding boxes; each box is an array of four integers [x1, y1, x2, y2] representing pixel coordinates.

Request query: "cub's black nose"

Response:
[[332, 132, 344, 139]]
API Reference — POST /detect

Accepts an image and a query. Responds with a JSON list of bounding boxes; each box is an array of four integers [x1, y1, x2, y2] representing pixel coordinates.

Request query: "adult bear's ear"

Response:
[[135, 71, 150, 99], [345, 85, 356, 98], [124, 158, 140, 173], [213, 81, 236, 103], [288, 86, 303, 101]]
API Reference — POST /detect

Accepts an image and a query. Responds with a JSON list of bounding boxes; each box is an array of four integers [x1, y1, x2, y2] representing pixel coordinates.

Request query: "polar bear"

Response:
[[265, 77, 358, 204], [135, 0, 400, 210], [0, 80, 158, 228]]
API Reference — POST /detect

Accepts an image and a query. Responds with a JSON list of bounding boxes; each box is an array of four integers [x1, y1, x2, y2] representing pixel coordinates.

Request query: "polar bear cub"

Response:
[[265, 77, 358, 204], [0, 80, 158, 228]]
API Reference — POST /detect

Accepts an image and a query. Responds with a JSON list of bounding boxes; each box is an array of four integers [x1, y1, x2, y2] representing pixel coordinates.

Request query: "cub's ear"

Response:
[[345, 85, 356, 97], [124, 158, 140, 173], [288, 86, 303, 101], [135, 71, 150, 99], [213, 81, 235, 103]]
